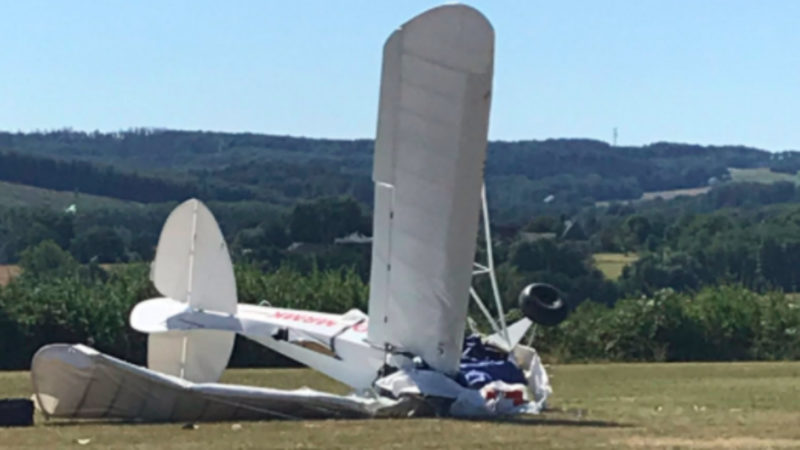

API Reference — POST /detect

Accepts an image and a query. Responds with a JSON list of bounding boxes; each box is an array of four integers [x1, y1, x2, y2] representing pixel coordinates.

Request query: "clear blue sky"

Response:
[[1, 1, 798, 150]]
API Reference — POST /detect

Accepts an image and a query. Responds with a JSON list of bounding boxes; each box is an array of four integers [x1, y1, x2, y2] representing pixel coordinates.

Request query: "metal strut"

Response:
[[470, 185, 510, 347]]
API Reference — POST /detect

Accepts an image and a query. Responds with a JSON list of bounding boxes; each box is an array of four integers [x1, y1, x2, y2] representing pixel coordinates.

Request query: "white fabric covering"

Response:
[[374, 363, 548, 417], [367, 4, 495, 376], [513, 345, 552, 407], [30, 343, 549, 421], [146, 199, 236, 383], [31, 344, 400, 421], [150, 199, 237, 315]]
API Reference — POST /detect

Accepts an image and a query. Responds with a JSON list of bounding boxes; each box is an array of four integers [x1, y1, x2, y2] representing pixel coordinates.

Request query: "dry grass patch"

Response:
[[593, 253, 638, 280], [0, 265, 21, 286]]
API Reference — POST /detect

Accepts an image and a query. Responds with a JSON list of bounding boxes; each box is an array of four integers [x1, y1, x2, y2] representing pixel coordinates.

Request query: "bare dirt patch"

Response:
[[0, 264, 21, 286]]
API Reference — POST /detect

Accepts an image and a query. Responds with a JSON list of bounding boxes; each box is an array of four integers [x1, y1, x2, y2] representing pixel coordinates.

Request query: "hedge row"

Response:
[[3, 243, 799, 369], [0, 244, 368, 369], [536, 286, 800, 362]]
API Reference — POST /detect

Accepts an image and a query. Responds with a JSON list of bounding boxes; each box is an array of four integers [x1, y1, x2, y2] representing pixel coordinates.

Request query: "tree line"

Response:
[[7, 185, 800, 308], [4, 129, 800, 221], [2, 241, 798, 370], [0, 151, 253, 203]]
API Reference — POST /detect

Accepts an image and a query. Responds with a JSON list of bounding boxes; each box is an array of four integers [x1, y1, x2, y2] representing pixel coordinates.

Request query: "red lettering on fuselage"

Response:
[[272, 311, 338, 328], [351, 321, 369, 333]]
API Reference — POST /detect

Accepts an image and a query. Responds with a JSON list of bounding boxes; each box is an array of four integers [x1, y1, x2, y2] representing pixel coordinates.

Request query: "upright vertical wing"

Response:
[[367, 5, 494, 375]]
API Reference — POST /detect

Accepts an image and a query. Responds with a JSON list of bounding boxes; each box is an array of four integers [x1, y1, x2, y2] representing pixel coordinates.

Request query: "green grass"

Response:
[[5, 362, 800, 448], [593, 253, 639, 280], [728, 167, 800, 184], [0, 180, 137, 210], [595, 167, 800, 208]]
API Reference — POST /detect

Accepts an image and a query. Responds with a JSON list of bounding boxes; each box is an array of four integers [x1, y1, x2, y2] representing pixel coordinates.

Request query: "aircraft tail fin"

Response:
[[150, 199, 237, 315], [133, 199, 236, 383]]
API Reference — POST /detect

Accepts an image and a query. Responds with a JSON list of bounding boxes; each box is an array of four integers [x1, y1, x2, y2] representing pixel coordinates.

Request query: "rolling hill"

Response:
[[2, 129, 799, 223], [0, 180, 135, 210]]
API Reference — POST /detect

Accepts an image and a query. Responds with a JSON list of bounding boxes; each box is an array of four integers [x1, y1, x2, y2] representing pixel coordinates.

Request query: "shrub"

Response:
[[0, 261, 368, 369], [537, 285, 800, 362]]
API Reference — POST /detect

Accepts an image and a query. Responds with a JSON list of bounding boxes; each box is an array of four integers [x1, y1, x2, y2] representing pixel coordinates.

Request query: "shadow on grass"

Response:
[[38, 399, 630, 430], [457, 415, 632, 428], [43, 412, 632, 430], [43, 420, 168, 428]]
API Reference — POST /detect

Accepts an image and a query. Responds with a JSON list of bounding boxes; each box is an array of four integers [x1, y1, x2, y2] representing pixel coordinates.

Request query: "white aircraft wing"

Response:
[[367, 4, 494, 375], [31, 344, 396, 421]]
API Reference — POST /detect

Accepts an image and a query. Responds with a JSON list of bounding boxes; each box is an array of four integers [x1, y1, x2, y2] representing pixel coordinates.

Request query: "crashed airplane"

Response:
[[30, 4, 570, 421]]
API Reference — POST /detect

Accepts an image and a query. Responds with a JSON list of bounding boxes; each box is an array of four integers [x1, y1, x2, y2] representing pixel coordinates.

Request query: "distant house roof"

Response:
[[333, 232, 372, 244], [286, 242, 329, 255], [519, 232, 557, 242], [287, 232, 372, 255]]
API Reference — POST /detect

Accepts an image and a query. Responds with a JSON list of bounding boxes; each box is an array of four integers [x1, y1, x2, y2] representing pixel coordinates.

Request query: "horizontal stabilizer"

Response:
[[131, 298, 242, 334]]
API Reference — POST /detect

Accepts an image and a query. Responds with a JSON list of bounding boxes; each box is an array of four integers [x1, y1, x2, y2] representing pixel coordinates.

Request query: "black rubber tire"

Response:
[[0, 398, 34, 427], [519, 283, 569, 327]]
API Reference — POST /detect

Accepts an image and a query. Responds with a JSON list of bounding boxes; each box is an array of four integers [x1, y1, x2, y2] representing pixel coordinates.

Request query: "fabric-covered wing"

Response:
[[367, 5, 494, 375], [31, 344, 393, 421]]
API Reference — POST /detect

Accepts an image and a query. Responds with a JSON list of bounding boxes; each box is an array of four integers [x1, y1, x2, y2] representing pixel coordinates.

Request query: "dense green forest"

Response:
[[0, 151, 253, 203], [3, 129, 800, 220], [3, 128, 800, 368]]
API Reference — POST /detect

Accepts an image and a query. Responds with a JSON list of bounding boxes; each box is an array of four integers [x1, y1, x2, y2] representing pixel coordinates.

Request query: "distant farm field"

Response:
[[594, 167, 800, 208], [595, 187, 710, 207], [0, 180, 135, 210], [593, 253, 638, 280], [3, 362, 800, 448], [728, 167, 800, 184], [639, 186, 711, 201]]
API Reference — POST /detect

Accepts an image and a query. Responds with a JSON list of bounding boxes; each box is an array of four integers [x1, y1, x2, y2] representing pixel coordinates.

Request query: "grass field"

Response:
[[0, 180, 136, 210], [594, 167, 800, 208], [595, 186, 711, 207], [593, 253, 639, 280], [728, 168, 800, 184], [639, 186, 711, 201], [4, 362, 800, 448]]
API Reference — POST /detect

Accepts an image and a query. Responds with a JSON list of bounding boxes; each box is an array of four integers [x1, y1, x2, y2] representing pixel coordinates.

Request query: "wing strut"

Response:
[[470, 184, 511, 348]]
